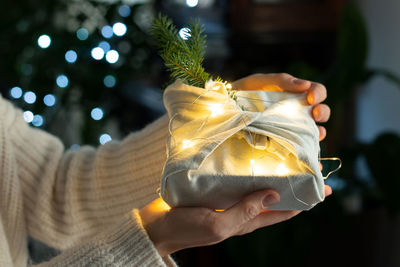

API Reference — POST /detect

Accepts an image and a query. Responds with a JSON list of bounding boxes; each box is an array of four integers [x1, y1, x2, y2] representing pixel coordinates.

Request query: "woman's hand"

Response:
[[232, 73, 331, 141], [140, 187, 332, 257]]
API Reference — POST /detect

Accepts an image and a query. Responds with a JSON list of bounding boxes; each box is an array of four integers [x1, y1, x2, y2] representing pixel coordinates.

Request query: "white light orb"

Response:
[[10, 87, 23, 99], [91, 107, 104, 121], [113, 22, 127, 37], [91, 47, 105, 60], [65, 50, 77, 63], [37, 35, 51, 49], [56, 75, 69, 88], [99, 133, 112, 145], [23, 111, 34, 123], [43, 94, 56, 107], [186, 0, 199, 7], [178, 27, 191, 40], [105, 50, 119, 64], [23, 91, 36, 104]]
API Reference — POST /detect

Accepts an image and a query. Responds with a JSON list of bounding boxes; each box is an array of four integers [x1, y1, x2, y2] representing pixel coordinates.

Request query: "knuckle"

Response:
[[244, 202, 260, 220], [277, 73, 292, 80]]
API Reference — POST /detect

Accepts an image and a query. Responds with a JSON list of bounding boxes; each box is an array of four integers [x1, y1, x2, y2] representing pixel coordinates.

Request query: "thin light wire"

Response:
[[319, 157, 342, 179]]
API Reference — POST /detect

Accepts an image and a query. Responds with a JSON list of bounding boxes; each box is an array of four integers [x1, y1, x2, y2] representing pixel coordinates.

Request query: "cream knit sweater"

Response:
[[0, 94, 177, 266]]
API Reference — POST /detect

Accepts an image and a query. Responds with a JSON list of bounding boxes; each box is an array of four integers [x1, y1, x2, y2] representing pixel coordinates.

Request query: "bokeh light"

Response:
[[101, 25, 113, 39], [70, 144, 80, 150], [91, 107, 104, 120], [56, 74, 69, 88], [32, 114, 44, 127], [105, 50, 119, 64], [99, 133, 112, 145], [113, 22, 127, 36], [186, 0, 199, 7], [104, 75, 116, 88], [98, 41, 111, 53], [179, 27, 191, 40], [91, 47, 105, 60], [37, 35, 51, 49], [10, 87, 22, 99], [76, 28, 89, 40], [65, 50, 78, 63], [43, 94, 56, 107], [23, 111, 34, 123], [118, 5, 131, 17], [23, 91, 36, 104]]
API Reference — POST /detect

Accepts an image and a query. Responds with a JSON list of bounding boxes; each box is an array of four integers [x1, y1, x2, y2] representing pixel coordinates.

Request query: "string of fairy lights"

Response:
[[8, 4, 133, 146]]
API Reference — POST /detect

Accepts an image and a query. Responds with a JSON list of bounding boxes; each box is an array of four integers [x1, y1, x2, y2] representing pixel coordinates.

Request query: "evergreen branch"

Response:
[[150, 13, 211, 88], [150, 13, 237, 100]]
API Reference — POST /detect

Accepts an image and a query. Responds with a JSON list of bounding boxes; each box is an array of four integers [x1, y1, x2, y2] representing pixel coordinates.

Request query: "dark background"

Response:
[[1, 0, 399, 266]]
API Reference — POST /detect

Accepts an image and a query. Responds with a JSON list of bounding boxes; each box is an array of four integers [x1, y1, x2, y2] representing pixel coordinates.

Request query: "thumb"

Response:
[[221, 190, 280, 226]]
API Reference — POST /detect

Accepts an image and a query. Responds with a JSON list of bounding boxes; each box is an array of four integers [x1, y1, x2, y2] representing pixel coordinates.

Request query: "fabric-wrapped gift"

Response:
[[160, 80, 325, 210]]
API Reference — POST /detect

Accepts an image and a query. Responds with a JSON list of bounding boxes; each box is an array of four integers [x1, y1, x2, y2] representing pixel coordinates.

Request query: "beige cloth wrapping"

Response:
[[161, 80, 325, 210]]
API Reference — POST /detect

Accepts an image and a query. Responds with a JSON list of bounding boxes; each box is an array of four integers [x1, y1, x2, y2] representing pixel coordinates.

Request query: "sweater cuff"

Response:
[[101, 209, 177, 266]]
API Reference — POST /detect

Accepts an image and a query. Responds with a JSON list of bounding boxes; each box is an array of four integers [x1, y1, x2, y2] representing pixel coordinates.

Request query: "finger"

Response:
[[325, 185, 332, 197], [220, 189, 280, 229], [232, 73, 312, 92], [318, 126, 327, 141], [312, 104, 331, 123], [307, 82, 327, 105]]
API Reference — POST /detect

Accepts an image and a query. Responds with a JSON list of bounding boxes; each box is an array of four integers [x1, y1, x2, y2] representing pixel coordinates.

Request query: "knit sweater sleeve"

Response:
[[0, 95, 176, 266]]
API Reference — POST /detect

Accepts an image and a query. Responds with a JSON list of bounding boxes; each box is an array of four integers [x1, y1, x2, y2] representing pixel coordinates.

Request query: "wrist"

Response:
[[139, 208, 172, 257]]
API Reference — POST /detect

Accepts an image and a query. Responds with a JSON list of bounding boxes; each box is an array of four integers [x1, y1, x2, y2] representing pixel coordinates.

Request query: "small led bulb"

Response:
[[208, 104, 223, 117], [276, 163, 289, 176], [226, 83, 232, 89], [279, 102, 299, 117], [182, 139, 194, 149]]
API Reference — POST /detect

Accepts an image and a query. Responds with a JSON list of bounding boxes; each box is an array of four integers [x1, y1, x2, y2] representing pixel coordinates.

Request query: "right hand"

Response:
[[139, 186, 332, 257]]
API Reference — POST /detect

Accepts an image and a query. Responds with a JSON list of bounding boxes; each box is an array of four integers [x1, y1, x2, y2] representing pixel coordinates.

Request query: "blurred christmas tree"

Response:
[[0, 0, 162, 146]]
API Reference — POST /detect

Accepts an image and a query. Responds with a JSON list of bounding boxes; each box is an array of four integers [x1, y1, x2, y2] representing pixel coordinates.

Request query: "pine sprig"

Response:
[[151, 14, 220, 88]]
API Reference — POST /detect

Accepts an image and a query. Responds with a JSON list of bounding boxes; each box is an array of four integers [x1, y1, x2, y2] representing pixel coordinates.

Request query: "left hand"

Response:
[[232, 73, 330, 141]]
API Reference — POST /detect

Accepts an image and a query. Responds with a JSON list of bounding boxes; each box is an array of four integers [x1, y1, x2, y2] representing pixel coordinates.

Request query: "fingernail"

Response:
[[313, 108, 320, 120], [292, 78, 307, 85], [262, 194, 278, 208], [307, 93, 314, 104]]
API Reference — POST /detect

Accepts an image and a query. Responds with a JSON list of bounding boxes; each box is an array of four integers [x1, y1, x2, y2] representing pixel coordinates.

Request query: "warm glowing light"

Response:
[[278, 102, 299, 117], [276, 163, 289, 176], [250, 159, 266, 176], [208, 104, 223, 117], [182, 139, 194, 149], [226, 83, 232, 90]]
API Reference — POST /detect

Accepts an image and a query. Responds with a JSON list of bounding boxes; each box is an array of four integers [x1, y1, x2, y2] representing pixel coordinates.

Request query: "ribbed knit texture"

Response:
[[0, 94, 177, 266]]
